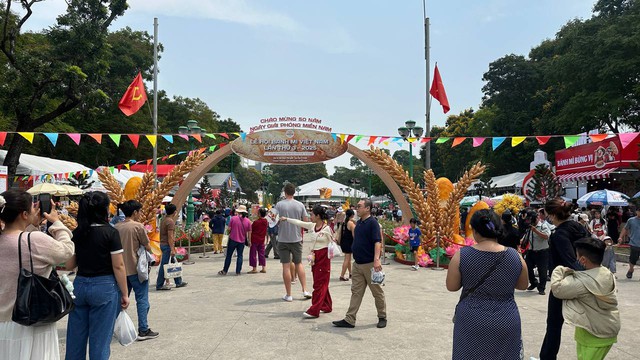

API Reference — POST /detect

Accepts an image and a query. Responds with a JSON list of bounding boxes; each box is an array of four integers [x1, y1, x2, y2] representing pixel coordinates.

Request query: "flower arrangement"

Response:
[[493, 194, 524, 216]]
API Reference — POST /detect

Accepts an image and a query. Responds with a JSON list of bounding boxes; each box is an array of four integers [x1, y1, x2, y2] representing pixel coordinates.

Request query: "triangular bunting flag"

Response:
[[191, 134, 202, 143], [619, 132, 639, 149], [219, 143, 227, 148], [145, 135, 157, 147], [368, 136, 377, 145], [240, 133, 247, 142], [161, 156, 168, 161], [472, 137, 485, 147], [563, 136, 581, 148], [162, 135, 174, 143], [18, 132, 34, 143], [168, 154, 176, 159], [435, 137, 450, 144], [452, 137, 465, 147], [345, 135, 355, 143], [44, 133, 59, 147], [421, 137, 431, 143], [383, 141, 390, 146], [232, 132, 240, 137], [178, 134, 189, 142], [589, 134, 608, 143], [109, 134, 121, 146], [338, 134, 346, 144], [355, 135, 363, 143], [492, 137, 506, 150], [116, 165, 123, 171], [331, 133, 337, 142], [219, 133, 229, 139], [127, 134, 140, 148], [146, 159, 152, 165], [67, 133, 81, 146], [86, 134, 102, 144], [205, 133, 216, 139], [407, 137, 417, 143], [209, 145, 217, 152], [511, 136, 526, 147], [378, 136, 390, 144], [124, 163, 130, 170], [198, 148, 206, 155], [0, 132, 6, 146], [536, 136, 551, 145]]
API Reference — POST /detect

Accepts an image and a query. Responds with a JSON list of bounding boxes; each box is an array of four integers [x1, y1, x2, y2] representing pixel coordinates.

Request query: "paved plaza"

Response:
[[57, 244, 639, 360]]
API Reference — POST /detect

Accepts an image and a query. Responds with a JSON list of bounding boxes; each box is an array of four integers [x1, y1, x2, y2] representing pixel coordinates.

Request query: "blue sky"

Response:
[[25, 0, 596, 173]]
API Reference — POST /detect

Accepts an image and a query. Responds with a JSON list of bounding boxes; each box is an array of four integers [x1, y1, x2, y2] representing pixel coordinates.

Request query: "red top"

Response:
[[251, 218, 268, 245]]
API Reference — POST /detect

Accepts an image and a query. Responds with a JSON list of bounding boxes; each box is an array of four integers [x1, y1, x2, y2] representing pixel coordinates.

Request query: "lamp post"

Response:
[[178, 120, 206, 229], [398, 120, 424, 180], [363, 169, 373, 197], [261, 167, 273, 206]]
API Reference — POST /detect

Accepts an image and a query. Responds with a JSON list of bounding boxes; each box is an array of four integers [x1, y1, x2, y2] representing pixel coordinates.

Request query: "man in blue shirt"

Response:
[[619, 207, 640, 279], [333, 198, 387, 329], [209, 210, 226, 254]]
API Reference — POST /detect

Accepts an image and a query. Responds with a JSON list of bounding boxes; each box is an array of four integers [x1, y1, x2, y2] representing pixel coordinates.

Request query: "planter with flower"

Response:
[[365, 146, 486, 268]]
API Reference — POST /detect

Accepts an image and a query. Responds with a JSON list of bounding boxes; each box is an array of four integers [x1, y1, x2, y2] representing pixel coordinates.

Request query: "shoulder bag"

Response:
[[452, 250, 507, 323], [12, 232, 75, 326]]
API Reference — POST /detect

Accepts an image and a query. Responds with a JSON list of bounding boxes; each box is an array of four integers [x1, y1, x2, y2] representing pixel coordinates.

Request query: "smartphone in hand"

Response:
[[38, 193, 52, 216]]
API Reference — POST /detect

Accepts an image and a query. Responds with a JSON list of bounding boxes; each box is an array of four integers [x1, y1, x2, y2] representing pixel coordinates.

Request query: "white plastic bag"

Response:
[[113, 310, 137, 346], [136, 246, 152, 283], [327, 240, 342, 259]]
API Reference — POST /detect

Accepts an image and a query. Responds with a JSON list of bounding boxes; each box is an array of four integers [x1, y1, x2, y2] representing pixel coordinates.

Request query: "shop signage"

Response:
[[555, 135, 639, 174], [231, 129, 347, 164]]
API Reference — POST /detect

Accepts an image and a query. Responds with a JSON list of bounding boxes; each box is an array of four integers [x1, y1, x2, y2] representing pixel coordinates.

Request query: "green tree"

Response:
[[0, 0, 129, 179], [267, 163, 327, 199], [234, 166, 262, 202]]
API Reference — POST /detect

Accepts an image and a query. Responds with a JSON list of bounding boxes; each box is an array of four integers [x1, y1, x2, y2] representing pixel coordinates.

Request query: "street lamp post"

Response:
[[397, 120, 424, 180], [364, 169, 373, 197]]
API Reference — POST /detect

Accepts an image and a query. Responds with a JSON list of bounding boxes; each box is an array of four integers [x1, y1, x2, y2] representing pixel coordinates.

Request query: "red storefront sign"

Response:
[[555, 135, 640, 175]]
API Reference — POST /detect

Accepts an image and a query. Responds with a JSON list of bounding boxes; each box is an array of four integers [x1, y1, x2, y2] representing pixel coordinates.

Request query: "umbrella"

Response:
[[633, 191, 640, 199], [57, 185, 84, 196], [27, 183, 68, 196], [460, 195, 491, 207], [577, 189, 630, 207]]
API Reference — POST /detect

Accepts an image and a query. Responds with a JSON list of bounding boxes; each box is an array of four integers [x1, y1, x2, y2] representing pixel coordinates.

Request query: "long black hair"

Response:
[[0, 189, 32, 233], [74, 191, 110, 238], [311, 204, 328, 221]]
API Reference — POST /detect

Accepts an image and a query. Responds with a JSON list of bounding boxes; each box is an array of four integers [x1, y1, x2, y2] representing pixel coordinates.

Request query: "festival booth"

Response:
[[0, 150, 92, 189], [467, 172, 529, 196], [555, 134, 640, 199], [294, 177, 367, 206]]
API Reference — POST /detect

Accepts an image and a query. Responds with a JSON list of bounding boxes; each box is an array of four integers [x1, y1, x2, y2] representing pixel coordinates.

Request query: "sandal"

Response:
[[339, 276, 349, 281], [260, 269, 267, 273], [218, 270, 227, 276], [247, 270, 258, 274]]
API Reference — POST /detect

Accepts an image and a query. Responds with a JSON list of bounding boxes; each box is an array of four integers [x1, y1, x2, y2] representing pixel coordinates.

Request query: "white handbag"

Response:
[[163, 256, 183, 279]]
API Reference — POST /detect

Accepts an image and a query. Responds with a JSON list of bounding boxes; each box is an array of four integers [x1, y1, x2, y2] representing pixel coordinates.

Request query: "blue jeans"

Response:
[[156, 244, 183, 289], [65, 275, 120, 360], [127, 274, 150, 332], [223, 240, 245, 274]]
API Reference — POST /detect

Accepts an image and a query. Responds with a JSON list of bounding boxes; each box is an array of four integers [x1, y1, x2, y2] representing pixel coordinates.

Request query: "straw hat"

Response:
[[236, 205, 248, 213]]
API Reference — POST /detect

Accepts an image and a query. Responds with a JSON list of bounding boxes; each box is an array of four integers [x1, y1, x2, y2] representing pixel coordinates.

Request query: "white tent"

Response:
[[468, 172, 529, 192], [295, 178, 368, 199], [0, 150, 91, 176]]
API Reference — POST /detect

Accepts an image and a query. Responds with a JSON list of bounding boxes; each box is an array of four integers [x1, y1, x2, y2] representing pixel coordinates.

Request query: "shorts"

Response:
[[630, 246, 640, 265], [411, 245, 420, 252], [277, 242, 303, 265]]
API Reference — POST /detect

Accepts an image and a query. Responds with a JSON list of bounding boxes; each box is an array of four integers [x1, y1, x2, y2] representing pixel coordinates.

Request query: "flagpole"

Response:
[[423, 0, 431, 170], [153, 17, 159, 183]]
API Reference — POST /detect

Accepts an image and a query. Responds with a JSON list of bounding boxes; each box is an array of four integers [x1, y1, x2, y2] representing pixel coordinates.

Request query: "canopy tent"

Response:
[[0, 150, 91, 176], [467, 172, 529, 192], [295, 178, 367, 199]]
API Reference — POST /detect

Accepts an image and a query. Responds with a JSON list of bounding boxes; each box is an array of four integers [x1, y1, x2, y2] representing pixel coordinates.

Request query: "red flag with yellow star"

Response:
[[118, 72, 147, 116]]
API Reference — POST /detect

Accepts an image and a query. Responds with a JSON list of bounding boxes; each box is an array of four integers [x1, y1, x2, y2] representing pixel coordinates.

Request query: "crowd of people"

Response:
[[0, 183, 637, 359]]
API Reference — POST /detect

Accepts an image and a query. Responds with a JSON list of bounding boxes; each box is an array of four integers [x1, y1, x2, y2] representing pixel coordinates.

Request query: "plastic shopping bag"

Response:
[[113, 310, 137, 346], [327, 240, 342, 259]]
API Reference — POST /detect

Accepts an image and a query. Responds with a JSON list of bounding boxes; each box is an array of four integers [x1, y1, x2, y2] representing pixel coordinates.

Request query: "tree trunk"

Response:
[[3, 133, 27, 186]]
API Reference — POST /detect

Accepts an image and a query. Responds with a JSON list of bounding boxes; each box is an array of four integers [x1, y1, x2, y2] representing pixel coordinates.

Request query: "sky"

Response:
[[22, 0, 596, 174]]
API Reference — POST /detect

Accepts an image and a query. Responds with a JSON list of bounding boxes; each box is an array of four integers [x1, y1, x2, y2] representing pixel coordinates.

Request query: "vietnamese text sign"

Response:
[[231, 129, 347, 164]]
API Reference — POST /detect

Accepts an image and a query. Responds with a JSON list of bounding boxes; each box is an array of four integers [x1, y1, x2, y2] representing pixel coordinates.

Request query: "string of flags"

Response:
[[0, 131, 240, 148]]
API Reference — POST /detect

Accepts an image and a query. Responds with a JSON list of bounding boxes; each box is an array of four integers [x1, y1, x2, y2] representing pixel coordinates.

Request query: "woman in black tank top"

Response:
[[339, 209, 355, 281]]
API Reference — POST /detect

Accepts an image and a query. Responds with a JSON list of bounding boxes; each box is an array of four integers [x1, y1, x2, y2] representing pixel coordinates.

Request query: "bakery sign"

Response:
[[555, 139, 622, 174], [231, 129, 348, 164]]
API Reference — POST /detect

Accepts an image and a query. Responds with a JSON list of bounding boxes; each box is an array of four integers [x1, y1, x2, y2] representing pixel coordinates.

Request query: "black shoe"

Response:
[[377, 318, 387, 328], [176, 282, 188, 288], [137, 328, 159, 341], [627, 271, 633, 279], [538, 290, 546, 295], [332, 319, 355, 328], [274, 256, 280, 259], [265, 255, 269, 258], [527, 284, 537, 291]]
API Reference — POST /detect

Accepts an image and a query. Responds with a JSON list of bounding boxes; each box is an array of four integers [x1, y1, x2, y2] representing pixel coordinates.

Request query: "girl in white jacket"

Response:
[[280, 204, 335, 319]]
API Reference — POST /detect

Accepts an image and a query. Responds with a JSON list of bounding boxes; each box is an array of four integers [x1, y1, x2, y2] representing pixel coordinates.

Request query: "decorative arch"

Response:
[[172, 143, 411, 225]]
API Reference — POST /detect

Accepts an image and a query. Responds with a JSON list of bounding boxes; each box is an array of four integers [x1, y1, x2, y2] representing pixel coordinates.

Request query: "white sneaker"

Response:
[[302, 312, 318, 318], [411, 265, 418, 271], [282, 295, 293, 302], [303, 291, 312, 299]]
